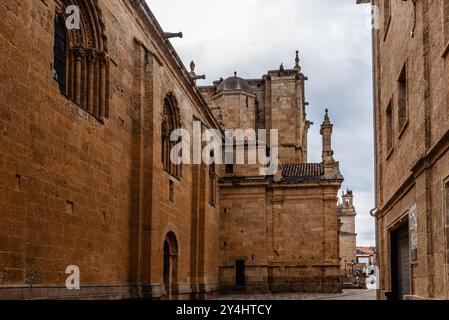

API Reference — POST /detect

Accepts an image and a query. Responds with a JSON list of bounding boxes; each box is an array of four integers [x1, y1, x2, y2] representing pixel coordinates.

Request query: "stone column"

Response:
[[87, 50, 96, 114], [74, 48, 83, 105], [99, 53, 107, 120], [320, 109, 333, 163]]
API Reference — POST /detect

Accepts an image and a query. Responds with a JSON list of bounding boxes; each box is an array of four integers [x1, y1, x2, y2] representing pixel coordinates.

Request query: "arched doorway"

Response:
[[163, 232, 178, 299]]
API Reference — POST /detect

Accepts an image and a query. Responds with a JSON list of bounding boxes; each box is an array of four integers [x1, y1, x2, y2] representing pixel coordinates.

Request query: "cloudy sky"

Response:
[[149, 0, 375, 246]]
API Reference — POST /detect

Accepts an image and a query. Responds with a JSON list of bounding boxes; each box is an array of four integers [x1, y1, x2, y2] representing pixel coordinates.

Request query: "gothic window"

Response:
[[53, 16, 67, 93], [162, 93, 181, 178], [53, 0, 110, 122]]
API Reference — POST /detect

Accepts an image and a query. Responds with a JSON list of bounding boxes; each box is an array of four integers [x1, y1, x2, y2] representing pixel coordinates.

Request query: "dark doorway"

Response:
[[235, 260, 246, 287], [163, 241, 171, 297], [391, 223, 411, 300], [163, 232, 178, 300]]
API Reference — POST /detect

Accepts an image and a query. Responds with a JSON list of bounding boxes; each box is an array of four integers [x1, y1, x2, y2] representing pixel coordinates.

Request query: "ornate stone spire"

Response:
[[294, 50, 301, 71], [320, 108, 343, 180], [320, 108, 334, 163], [189, 60, 205, 83], [324, 108, 330, 122]]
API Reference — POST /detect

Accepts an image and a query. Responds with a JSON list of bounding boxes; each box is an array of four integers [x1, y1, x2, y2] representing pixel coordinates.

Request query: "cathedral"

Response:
[[0, 0, 347, 299], [199, 68, 344, 293]]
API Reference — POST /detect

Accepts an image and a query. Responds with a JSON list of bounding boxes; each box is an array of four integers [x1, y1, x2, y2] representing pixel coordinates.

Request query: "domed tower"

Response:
[[216, 73, 252, 93], [207, 72, 257, 131]]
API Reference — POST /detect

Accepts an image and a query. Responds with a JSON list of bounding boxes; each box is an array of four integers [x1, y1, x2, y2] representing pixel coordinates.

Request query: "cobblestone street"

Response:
[[213, 289, 377, 300]]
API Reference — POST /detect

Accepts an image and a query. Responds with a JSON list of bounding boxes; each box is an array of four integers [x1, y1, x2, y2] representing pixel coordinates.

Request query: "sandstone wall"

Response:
[[0, 0, 220, 299], [373, 0, 449, 299]]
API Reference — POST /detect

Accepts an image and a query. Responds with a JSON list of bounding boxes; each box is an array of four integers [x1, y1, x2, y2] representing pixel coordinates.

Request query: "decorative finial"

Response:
[[234, 71, 237, 77], [294, 50, 300, 70], [324, 108, 330, 121], [279, 63, 284, 72], [188, 60, 206, 82]]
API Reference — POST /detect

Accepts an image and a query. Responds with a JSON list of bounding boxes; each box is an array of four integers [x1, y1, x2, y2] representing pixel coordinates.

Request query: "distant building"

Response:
[[356, 247, 376, 266], [337, 190, 357, 275]]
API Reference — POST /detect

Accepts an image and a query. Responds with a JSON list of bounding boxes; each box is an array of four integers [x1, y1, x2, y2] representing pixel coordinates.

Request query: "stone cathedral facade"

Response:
[[0, 0, 345, 299], [200, 69, 344, 293]]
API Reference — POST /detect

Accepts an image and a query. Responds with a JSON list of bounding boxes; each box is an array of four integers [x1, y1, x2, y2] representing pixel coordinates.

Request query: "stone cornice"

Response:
[[219, 176, 342, 189]]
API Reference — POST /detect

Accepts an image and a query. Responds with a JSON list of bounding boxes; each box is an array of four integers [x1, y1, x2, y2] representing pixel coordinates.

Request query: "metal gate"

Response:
[[391, 224, 411, 299]]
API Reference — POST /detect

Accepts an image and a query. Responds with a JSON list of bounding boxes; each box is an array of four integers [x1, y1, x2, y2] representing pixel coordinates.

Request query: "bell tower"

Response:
[[265, 51, 310, 163]]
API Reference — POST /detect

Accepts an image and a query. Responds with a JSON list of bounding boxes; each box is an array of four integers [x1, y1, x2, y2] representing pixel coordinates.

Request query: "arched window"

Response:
[[53, 16, 67, 93], [162, 93, 181, 178], [54, 0, 109, 122]]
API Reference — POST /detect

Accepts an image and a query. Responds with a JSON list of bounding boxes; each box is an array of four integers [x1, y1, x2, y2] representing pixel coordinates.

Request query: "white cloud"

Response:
[[148, 0, 375, 245]]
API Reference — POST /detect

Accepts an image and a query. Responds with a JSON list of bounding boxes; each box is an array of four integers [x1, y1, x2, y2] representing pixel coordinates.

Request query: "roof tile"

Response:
[[281, 163, 324, 181]]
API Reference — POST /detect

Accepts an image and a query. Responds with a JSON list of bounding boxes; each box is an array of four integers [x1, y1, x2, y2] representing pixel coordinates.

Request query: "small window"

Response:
[[66, 201, 74, 215], [209, 162, 216, 206], [386, 100, 393, 154], [266, 147, 271, 158], [225, 149, 234, 175], [53, 16, 67, 93], [15, 174, 21, 191], [398, 64, 408, 133], [169, 180, 174, 202]]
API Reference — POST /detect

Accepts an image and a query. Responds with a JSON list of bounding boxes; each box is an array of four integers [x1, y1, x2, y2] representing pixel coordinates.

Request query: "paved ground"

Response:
[[213, 289, 377, 300]]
